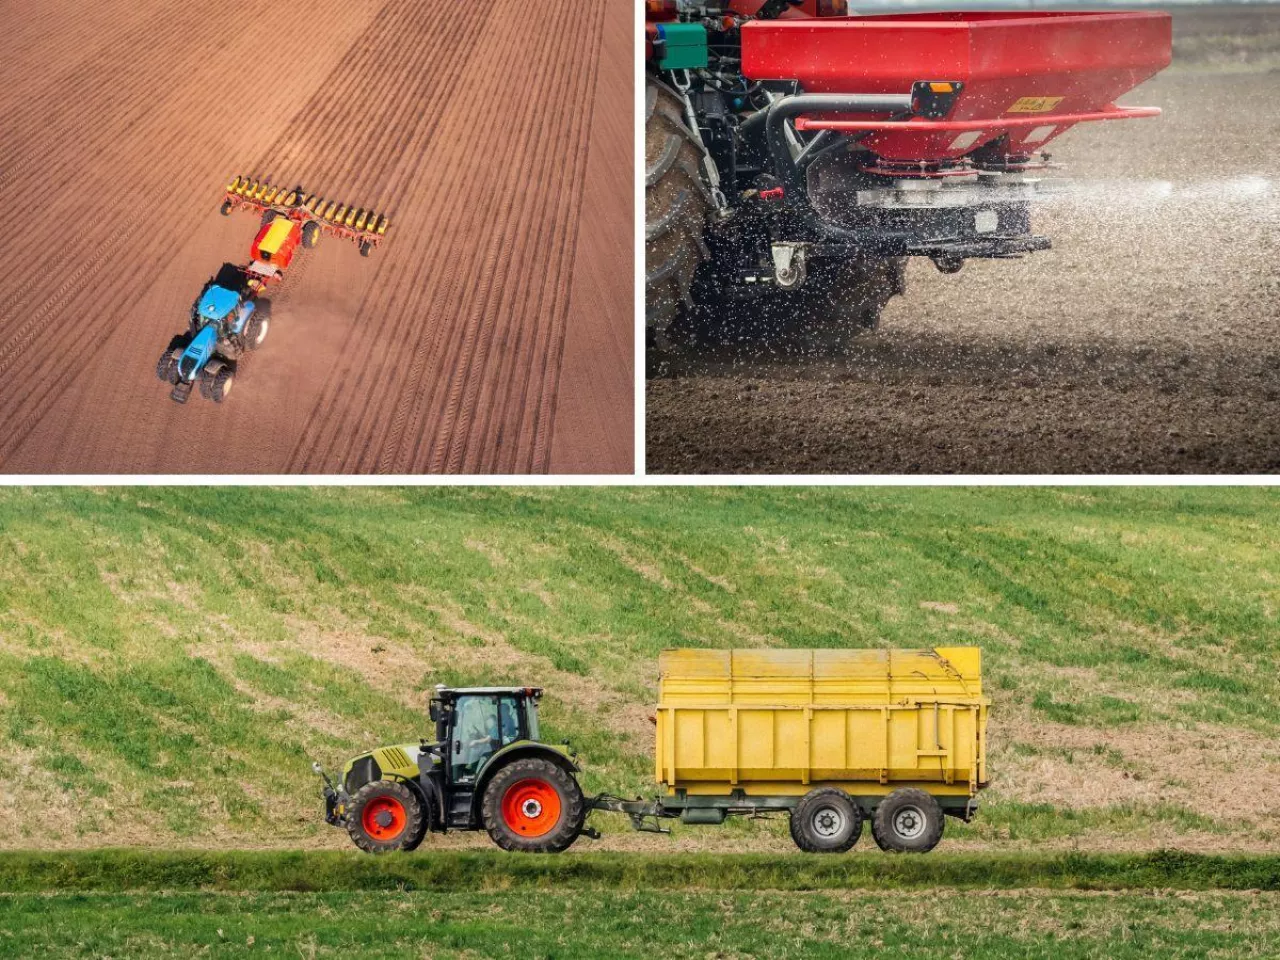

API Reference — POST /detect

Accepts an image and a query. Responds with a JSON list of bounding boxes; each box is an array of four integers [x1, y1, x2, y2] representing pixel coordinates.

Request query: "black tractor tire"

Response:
[[301, 220, 321, 249], [790, 787, 863, 853], [359, 240, 372, 258], [645, 76, 712, 348], [219, 200, 233, 217], [871, 789, 945, 854], [481, 757, 584, 854], [156, 348, 181, 384], [199, 360, 235, 404], [260, 209, 278, 228], [346, 780, 427, 854], [244, 300, 271, 351]]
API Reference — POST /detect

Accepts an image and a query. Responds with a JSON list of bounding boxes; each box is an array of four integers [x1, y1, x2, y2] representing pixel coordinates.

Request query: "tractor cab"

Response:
[[429, 686, 542, 785], [194, 264, 252, 326]]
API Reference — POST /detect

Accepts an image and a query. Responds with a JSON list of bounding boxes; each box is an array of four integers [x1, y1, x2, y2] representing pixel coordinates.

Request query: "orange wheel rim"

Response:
[[362, 796, 407, 841], [501, 778, 561, 837]]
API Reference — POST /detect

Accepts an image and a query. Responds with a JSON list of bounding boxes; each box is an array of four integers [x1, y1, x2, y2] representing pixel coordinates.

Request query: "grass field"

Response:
[[0, 850, 1277, 959], [4, 888, 1278, 959], [2, 486, 1279, 853]]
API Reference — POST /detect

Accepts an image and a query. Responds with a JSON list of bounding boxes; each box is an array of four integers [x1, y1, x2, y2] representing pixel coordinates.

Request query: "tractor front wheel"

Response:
[[346, 780, 427, 854], [156, 347, 182, 384], [481, 758, 584, 853]]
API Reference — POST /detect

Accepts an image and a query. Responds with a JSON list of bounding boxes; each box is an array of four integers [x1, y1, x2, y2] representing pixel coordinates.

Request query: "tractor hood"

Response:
[[197, 284, 241, 322]]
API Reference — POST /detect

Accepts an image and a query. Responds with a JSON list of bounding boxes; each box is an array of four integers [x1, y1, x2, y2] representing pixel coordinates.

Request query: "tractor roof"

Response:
[[435, 686, 542, 698], [196, 284, 241, 322]]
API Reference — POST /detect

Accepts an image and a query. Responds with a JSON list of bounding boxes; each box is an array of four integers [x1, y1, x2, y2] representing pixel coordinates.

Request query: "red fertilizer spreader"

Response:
[[743, 10, 1171, 166]]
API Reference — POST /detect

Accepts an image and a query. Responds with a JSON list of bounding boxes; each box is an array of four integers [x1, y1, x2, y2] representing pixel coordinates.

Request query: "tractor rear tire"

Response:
[[871, 789, 944, 854], [790, 787, 863, 853], [245, 300, 271, 351], [645, 77, 712, 348], [260, 210, 278, 228], [346, 780, 427, 854], [481, 757, 584, 853], [199, 360, 235, 403], [302, 221, 321, 249]]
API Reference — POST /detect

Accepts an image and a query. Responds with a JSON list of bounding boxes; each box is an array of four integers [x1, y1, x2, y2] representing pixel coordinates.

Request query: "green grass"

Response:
[[1, 487, 1279, 848], [0, 849, 1276, 894], [1, 888, 1276, 959]]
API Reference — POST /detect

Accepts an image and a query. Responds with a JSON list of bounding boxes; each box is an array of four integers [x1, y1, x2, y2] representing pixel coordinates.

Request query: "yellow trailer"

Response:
[[596, 648, 989, 853]]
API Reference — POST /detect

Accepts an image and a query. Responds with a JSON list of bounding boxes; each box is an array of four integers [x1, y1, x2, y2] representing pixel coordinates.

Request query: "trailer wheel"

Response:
[[481, 757, 584, 853], [872, 789, 945, 854], [790, 788, 863, 853], [645, 76, 712, 349], [346, 780, 426, 854], [358, 240, 372, 258], [219, 200, 233, 217], [301, 221, 321, 249]]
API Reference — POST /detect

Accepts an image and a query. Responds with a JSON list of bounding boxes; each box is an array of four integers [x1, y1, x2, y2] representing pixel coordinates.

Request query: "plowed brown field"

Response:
[[0, 0, 632, 474]]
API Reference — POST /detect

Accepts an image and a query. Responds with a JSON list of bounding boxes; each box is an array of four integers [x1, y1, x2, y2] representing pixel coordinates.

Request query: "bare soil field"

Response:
[[648, 5, 1280, 474], [0, 0, 632, 474]]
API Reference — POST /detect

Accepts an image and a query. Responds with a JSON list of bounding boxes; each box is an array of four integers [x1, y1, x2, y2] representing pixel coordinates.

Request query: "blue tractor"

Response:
[[157, 263, 272, 403]]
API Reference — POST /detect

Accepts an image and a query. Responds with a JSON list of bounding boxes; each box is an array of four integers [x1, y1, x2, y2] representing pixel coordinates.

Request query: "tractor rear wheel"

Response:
[[871, 789, 944, 854], [199, 360, 235, 403], [645, 76, 712, 349], [790, 787, 863, 853], [301, 221, 321, 249], [481, 757, 584, 853], [245, 300, 271, 351], [346, 780, 427, 854]]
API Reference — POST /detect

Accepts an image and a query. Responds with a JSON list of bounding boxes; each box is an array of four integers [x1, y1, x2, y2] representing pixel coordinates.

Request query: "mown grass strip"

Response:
[[1, 849, 1276, 894]]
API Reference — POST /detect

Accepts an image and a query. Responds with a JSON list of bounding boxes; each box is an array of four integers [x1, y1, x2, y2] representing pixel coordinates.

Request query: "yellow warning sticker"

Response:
[[1007, 96, 1064, 114]]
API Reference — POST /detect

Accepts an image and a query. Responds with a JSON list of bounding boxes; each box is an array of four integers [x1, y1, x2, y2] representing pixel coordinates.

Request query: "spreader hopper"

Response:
[[742, 10, 1172, 163]]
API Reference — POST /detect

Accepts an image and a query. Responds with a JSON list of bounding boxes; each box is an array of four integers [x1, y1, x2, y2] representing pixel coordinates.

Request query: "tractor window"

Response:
[[498, 697, 520, 747], [525, 700, 540, 742], [451, 695, 501, 782]]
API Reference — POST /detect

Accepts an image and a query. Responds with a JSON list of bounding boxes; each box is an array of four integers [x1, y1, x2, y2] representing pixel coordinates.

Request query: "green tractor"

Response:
[[314, 686, 589, 853]]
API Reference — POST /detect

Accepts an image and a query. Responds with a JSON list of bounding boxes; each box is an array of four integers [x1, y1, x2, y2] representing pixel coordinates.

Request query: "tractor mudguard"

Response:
[[177, 325, 219, 382], [470, 740, 580, 822], [232, 300, 256, 336], [340, 743, 425, 795]]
